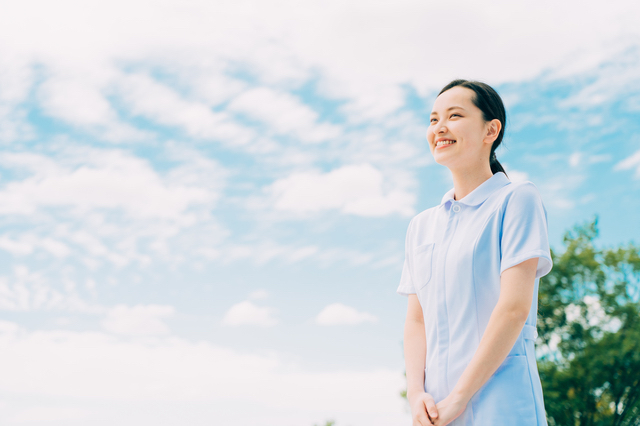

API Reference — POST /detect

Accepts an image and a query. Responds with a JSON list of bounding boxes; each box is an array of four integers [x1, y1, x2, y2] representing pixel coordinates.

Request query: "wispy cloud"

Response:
[[38, 73, 150, 143], [0, 265, 101, 313], [0, 234, 70, 258], [0, 146, 228, 269], [614, 149, 640, 179], [117, 73, 255, 146], [227, 87, 341, 143]]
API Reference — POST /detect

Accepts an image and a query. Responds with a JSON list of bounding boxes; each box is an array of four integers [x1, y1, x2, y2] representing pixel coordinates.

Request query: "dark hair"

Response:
[[438, 79, 508, 177]]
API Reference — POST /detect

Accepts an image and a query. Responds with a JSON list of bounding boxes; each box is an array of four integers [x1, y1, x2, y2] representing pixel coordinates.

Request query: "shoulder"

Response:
[[500, 180, 548, 221], [408, 204, 441, 229], [491, 180, 542, 208], [499, 180, 544, 205]]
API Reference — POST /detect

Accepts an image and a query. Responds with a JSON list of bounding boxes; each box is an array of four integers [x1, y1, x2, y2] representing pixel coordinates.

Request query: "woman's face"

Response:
[[427, 86, 495, 170]]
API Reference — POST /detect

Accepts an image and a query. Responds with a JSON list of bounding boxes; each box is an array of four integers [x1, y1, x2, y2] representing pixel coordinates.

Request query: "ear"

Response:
[[483, 119, 501, 144]]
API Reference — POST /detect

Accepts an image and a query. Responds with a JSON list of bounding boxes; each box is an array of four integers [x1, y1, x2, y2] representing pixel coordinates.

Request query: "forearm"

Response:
[[404, 316, 427, 401], [450, 302, 528, 403]]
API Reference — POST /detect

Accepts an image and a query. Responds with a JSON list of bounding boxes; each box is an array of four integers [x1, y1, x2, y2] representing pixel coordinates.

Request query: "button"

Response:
[[452, 204, 461, 212]]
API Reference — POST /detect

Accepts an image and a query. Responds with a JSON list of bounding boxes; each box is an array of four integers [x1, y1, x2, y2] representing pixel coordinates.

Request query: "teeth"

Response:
[[436, 140, 456, 147]]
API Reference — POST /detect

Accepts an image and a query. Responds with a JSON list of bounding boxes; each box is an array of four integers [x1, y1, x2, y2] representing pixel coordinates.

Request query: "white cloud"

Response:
[[117, 73, 254, 146], [0, 265, 100, 313], [569, 152, 581, 168], [7, 405, 90, 424], [614, 149, 640, 179], [0, 55, 31, 104], [554, 44, 640, 110], [286, 245, 319, 262], [222, 301, 278, 327], [0, 235, 33, 256], [0, 234, 70, 258], [212, 241, 320, 265], [0, 149, 216, 219], [0, 54, 34, 143], [0, 146, 229, 269], [316, 303, 377, 326], [568, 152, 612, 169], [169, 60, 249, 107], [38, 73, 150, 142], [269, 164, 415, 217], [101, 304, 175, 336], [209, 241, 379, 268], [0, 323, 408, 425], [39, 237, 72, 258], [227, 87, 341, 143], [537, 172, 587, 211], [0, 0, 637, 130]]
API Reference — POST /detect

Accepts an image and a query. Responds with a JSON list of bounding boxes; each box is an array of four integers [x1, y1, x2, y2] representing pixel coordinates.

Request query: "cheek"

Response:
[[450, 124, 474, 144], [426, 127, 435, 141]]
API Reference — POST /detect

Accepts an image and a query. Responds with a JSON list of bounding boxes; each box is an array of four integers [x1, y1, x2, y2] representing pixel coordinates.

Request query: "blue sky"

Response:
[[0, 1, 640, 425]]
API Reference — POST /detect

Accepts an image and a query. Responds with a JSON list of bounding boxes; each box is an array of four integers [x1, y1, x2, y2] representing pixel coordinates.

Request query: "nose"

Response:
[[432, 119, 447, 135]]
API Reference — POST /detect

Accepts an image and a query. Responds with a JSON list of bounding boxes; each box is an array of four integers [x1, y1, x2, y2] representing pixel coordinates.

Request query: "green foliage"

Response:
[[400, 369, 407, 399], [538, 216, 640, 426], [313, 421, 335, 426]]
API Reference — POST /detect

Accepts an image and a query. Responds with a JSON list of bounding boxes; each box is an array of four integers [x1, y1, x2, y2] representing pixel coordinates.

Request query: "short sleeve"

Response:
[[397, 217, 416, 296], [500, 182, 553, 279]]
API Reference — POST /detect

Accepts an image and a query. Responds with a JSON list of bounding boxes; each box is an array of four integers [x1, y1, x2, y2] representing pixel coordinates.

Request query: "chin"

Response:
[[432, 155, 451, 167]]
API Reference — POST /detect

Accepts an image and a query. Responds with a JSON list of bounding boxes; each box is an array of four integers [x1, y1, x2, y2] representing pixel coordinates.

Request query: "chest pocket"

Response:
[[412, 243, 435, 290]]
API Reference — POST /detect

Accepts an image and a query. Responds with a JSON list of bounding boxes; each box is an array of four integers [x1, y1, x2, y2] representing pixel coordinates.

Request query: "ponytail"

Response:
[[490, 150, 507, 177]]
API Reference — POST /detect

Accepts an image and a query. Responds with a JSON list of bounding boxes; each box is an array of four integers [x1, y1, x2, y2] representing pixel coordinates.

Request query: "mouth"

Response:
[[435, 139, 456, 149]]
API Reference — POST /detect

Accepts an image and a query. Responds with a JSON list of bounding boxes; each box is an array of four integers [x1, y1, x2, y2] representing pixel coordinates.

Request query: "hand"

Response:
[[432, 393, 467, 426], [408, 391, 439, 426]]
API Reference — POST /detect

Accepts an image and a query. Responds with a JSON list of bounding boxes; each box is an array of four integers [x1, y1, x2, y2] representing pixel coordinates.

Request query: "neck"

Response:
[[450, 165, 495, 201]]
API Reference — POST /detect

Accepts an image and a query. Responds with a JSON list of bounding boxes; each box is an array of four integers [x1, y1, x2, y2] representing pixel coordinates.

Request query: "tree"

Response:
[[537, 217, 640, 426]]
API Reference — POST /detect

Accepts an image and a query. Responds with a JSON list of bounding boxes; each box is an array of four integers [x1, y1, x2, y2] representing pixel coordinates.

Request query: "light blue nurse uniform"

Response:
[[397, 172, 552, 426]]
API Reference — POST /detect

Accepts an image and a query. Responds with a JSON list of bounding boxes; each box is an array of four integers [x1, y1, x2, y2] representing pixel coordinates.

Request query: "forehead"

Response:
[[431, 86, 476, 113]]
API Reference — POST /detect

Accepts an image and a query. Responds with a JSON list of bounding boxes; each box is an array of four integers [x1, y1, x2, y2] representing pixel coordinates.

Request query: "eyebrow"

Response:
[[430, 106, 466, 116]]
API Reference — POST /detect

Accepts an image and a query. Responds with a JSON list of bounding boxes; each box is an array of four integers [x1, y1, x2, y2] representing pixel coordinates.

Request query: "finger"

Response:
[[416, 414, 434, 426], [424, 398, 439, 419]]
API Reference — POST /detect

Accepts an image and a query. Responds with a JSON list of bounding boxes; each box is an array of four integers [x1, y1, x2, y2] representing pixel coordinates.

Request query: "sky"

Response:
[[0, 1, 640, 425]]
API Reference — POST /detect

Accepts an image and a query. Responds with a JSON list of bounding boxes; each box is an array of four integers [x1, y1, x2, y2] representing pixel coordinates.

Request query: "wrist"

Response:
[[450, 386, 472, 405], [406, 387, 425, 403]]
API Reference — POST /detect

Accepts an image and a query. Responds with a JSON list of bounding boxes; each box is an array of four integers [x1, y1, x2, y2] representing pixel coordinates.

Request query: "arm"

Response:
[[404, 294, 439, 425], [434, 257, 539, 425]]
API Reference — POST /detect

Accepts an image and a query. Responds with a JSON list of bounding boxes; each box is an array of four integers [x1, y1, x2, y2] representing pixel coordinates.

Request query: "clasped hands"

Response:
[[409, 391, 467, 426]]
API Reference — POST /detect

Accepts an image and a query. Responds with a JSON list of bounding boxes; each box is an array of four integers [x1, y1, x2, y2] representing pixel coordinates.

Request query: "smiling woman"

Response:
[[399, 80, 552, 426], [428, 80, 508, 179]]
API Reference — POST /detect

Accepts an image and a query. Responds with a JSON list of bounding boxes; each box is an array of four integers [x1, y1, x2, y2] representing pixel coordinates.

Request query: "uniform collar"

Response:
[[440, 172, 511, 207]]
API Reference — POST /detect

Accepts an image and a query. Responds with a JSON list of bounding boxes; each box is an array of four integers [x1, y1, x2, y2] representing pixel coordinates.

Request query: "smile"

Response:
[[436, 140, 456, 148]]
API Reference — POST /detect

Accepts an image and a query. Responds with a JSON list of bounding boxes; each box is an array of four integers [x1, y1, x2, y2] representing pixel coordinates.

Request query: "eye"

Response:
[[430, 118, 438, 123], [450, 113, 461, 118]]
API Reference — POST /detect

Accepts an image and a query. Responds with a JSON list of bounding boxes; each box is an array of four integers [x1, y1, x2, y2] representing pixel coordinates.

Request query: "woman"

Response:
[[397, 79, 552, 426]]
